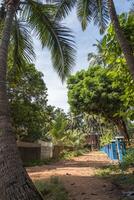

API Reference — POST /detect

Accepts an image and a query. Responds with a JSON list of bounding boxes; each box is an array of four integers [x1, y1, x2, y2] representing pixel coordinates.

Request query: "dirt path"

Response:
[[27, 152, 121, 200]]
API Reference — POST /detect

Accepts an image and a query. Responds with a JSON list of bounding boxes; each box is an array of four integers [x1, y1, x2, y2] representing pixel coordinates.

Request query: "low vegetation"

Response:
[[24, 158, 57, 167], [34, 177, 68, 200], [60, 148, 89, 160], [96, 148, 134, 188], [25, 148, 89, 167], [121, 148, 134, 170]]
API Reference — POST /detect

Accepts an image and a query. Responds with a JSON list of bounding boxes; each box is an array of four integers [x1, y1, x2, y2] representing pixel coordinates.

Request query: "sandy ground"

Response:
[[27, 151, 121, 200]]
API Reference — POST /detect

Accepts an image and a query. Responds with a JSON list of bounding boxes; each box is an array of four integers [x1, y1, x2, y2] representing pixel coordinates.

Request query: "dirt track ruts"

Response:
[[27, 151, 121, 200]]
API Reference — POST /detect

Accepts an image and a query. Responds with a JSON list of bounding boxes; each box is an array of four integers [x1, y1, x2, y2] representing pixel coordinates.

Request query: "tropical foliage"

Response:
[[100, 130, 113, 147], [67, 65, 134, 139], [48, 111, 67, 144], [49, 0, 134, 78], [0, 0, 76, 80], [7, 62, 48, 141], [88, 13, 134, 119], [88, 13, 134, 68]]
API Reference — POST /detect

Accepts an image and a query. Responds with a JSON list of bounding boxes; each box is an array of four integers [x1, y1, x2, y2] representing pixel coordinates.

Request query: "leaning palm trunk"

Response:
[[108, 0, 134, 79], [0, 2, 43, 200]]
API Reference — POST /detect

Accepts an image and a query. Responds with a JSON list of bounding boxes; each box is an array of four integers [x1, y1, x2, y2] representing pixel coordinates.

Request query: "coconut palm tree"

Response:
[[0, 0, 75, 199], [51, 0, 134, 79], [88, 40, 106, 67], [107, 0, 134, 79]]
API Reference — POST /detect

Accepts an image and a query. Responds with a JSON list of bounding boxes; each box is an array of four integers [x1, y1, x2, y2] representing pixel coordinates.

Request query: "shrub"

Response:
[[34, 177, 68, 200], [60, 148, 88, 160], [100, 131, 113, 147], [121, 148, 134, 170]]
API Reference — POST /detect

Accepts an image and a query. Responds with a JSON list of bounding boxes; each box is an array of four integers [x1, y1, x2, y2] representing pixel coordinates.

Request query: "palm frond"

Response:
[[20, 1, 57, 20], [10, 16, 35, 71], [49, 0, 77, 20], [22, 0, 76, 81], [77, 0, 92, 30], [91, 0, 109, 34], [88, 52, 104, 66]]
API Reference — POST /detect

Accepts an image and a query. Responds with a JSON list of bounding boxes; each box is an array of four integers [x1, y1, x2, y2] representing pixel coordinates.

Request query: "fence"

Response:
[[100, 136, 126, 161], [17, 141, 75, 164]]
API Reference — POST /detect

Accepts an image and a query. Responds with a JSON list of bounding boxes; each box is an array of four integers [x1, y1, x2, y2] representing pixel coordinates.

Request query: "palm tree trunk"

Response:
[[108, 0, 134, 79], [0, 3, 43, 200]]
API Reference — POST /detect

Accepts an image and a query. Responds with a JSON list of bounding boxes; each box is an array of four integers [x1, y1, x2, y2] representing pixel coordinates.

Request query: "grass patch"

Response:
[[34, 177, 68, 200], [114, 173, 134, 185], [24, 158, 58, 167], [120, 148, 134, 170], [96, 148, 134, 186], [96, 164, 134, 186], [96, 165, 121, 177]]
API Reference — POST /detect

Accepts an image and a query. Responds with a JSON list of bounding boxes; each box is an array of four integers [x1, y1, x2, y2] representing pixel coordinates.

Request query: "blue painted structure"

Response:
[[100, 136, 126, 161]]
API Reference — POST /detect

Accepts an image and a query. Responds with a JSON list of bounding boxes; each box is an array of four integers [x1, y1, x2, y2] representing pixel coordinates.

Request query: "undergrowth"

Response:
[[60, 148, 89, 160], [24, 158, 58, 167], [96, 164, 134, 186], [34, 176, 68, 200]]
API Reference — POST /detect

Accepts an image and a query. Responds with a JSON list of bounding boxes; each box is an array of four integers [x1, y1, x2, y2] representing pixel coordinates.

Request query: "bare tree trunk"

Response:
[[113, 118, 129, 141], [108, 0, 134, 79], [0, 2, 43, 200]]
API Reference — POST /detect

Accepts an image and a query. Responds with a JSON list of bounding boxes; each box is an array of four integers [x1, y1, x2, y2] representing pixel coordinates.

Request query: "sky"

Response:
[[34, 0, 131, 113]]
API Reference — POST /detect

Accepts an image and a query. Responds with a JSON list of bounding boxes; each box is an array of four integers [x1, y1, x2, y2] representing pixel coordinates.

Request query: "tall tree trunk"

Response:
[[108, 0, 134, 79], [113, 118, 129, 141], [0, 2, 43, 200]]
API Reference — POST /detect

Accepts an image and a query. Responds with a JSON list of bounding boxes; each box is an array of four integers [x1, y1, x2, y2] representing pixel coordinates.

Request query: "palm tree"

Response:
[[51, 0, 134, 79], [107, 0, 134, 79], [88, 40, 106, 67], [0, 0, 75, 199]]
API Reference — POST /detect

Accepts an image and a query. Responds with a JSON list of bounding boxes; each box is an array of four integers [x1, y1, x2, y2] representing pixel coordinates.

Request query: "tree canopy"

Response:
[[67, 65, 133, 139], [88, 13, 134, 119], [8, 63, 48, 141]]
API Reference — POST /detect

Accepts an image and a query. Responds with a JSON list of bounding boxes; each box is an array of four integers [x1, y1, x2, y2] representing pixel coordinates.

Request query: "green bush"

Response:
[[34, 177, 68, 200], [60, 148, 88, 160], [100, 131, 113, 147], [121, 148, 134, 170]]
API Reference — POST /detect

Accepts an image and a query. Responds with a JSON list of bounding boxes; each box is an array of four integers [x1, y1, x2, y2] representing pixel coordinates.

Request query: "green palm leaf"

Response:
[[50, 0, 77, 20], [23, 0, 76, 81], [77, 0, 92, 31], [91, 0, 109, 34], [10, 17, 35, 71]]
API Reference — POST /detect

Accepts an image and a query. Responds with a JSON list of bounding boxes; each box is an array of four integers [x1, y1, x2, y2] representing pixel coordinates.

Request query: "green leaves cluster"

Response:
[[68, 66, 122, 117], [67, 65, 134, 138], [8, 63, 48, 141], [100, 130, 113, 146], [88, 13, 134, 68], [100, 13, 134, 67], [67, 12, 134, 139], [48, 111, 67, 144]]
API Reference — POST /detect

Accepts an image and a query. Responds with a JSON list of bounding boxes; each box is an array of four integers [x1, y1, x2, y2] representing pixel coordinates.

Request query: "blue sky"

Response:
[[34, 0, 131, 112]]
